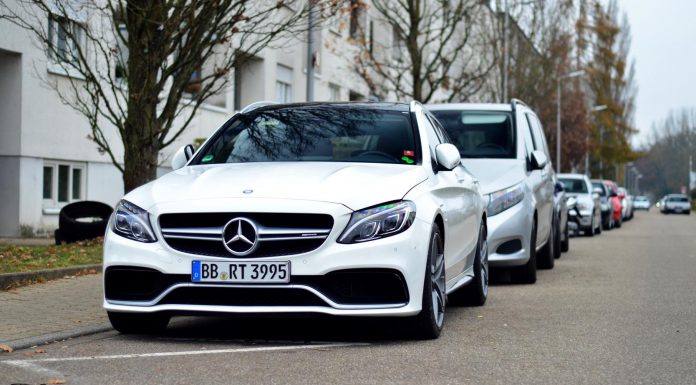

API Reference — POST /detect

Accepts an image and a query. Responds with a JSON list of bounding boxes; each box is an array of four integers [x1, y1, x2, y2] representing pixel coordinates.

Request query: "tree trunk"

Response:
[[122, 0, 165, 193]]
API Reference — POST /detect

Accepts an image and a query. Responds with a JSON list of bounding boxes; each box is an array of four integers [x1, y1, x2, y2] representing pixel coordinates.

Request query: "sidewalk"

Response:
[[0, 274, 110, 349]]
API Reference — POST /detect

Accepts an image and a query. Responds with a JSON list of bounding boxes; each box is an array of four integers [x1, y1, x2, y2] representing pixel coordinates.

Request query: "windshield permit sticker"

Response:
[[403, 150, 415, 157], [202, 154, 214, 163], [401, 156, 414, 164]]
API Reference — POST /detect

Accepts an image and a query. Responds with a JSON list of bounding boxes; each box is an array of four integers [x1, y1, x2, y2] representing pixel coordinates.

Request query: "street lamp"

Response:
[[585, 105, 608, 176], [557, 70, 585, 173]]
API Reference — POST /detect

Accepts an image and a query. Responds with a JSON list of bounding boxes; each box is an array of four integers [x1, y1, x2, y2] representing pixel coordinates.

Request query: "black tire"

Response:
[[595, 213, 602, 235], [560, 220, 569, 252], [537, 218, 555, 270], [553, 217, 561, 259], [54, 229, 63, 245], [411, 225, 446, 339], [59, 201, 113, 243], [450, 223, 488, 306], [108, 311, 170, 334], [511, 220, 537, 284]]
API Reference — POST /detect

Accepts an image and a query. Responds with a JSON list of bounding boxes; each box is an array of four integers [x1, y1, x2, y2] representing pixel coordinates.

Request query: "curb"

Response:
[[1, 322, 113, 351], [0, 264, 102, 290]]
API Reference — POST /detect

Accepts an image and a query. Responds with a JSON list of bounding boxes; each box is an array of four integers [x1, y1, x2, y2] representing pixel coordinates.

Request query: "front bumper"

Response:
[[486, 200, 532, 267], [103, 198, 431, 317]]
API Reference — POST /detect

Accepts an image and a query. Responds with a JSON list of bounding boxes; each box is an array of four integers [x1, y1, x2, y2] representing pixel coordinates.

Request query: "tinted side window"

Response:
[[519, 112, 535, 158], [527, 113, 550, 156], [422, 113, 442, 166]]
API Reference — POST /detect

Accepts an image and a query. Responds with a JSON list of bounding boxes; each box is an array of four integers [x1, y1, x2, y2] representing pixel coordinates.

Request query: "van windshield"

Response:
[[431, 110, 515, 158]]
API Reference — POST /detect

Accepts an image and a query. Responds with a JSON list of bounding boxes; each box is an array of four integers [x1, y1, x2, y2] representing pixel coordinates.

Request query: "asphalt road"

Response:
[[2, 209, 695, 385]]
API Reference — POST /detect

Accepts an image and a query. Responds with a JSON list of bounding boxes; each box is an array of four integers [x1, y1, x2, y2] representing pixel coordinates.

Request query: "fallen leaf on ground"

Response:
[[47, 379, 66, 384], [35, 348, 47, 353], [0, 343, 13, 353]]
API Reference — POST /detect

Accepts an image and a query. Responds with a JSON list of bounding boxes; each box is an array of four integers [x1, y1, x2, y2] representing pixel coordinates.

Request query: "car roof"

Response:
[[246, 101, 411, 114], [558, 173, 587, 179], [426, 103, 513, 112]]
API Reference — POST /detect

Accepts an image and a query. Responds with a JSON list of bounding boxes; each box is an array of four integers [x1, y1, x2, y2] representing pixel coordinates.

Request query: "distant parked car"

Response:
[[559, 173, 601, 237], [604, 181, 623, 227], [429, 99, 557, 284], [617, 187, 633, 220], [661, 194, 691, 214], [553, 179, 569, 255], [633, 196, 650, 211], [592, 180, 616, 230]]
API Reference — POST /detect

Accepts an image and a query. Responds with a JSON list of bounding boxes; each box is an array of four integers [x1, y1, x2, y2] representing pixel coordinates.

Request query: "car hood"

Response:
[[461, 158, 526, 195], [126, 162, 428, 211]]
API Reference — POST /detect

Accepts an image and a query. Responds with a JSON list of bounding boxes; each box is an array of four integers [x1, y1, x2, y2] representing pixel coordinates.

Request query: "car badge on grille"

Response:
[[243, 189, 253, 194], [222, 217, 259, 256]]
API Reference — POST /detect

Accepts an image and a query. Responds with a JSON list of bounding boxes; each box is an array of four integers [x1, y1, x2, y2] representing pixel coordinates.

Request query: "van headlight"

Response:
[[486, 183, 525, 216], [338, 201, 416, 244], [111, 200, 157, 243]]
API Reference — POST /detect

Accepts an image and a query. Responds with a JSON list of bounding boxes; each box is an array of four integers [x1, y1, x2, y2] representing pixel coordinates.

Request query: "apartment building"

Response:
[[0, 2, 377, 237]]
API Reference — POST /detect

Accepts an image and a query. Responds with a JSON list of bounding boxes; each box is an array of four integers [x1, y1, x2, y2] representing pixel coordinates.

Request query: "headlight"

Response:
[[111, 200, 157, 243], [577, 201, 590, 211], [486, 183, 525, 216], [338, 201, 416, 244]]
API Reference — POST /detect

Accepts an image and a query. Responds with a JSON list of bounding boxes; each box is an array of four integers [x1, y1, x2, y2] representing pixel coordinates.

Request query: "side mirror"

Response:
[[434, 143, 461, 171], [592, 192, 600, 200], [554, 181, 565, 194], [171, 144, 195, 170], [593, 187, 603, 195], [618, 193, 625, 199], [530, 150, 548, 170]]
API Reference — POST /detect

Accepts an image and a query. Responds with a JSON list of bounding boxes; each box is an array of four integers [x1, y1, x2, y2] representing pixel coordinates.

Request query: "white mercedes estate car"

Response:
[[103, 102, 487, 339]]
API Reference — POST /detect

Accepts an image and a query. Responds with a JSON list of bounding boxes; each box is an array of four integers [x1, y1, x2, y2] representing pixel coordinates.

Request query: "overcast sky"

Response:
[[618, 0, 696, 146]]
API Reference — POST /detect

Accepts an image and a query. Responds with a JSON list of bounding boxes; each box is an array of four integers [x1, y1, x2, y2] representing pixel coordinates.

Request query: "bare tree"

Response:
[[348, 0, 495, 103], [0, 0, 309, 192]]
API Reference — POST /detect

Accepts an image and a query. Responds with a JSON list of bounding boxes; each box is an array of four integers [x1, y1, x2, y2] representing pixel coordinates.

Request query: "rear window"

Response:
[[668, 196, 689, 203], [430, 110, 515, 158], [559, 178, 588, 193]]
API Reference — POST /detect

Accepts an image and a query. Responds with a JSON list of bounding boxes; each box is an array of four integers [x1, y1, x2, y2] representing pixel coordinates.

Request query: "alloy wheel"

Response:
[[430, 233, 446, 328]]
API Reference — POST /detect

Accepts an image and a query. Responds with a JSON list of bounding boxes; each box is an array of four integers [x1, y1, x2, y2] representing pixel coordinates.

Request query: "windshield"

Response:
[[592, 182, 607, 196], [430, 110, 515, 158], [668, 196, 689, 202], [559, 178, 588, 193], [193, 105, 419, 166]]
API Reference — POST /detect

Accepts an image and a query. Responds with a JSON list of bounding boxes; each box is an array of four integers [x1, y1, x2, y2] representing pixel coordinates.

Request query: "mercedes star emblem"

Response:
[[222, 217, 259, 256]]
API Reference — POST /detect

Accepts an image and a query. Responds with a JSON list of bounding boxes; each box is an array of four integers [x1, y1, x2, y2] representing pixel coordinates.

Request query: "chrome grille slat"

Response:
[[158, 213, 334, 258]]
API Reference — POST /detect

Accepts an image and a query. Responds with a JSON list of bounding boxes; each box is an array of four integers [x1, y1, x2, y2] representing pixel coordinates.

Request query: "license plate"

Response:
[[675, 207, 683, 212], [192, 261, 290, 283]]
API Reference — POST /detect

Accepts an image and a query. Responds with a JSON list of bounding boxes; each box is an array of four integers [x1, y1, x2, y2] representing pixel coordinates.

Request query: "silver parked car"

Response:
[[429, 100, 556, 284], [558, 173, 602, 236], [661, 194, 691, 214]]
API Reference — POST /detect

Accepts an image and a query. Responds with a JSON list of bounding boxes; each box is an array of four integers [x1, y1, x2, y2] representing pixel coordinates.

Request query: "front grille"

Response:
[[159, 213, 333, 258]]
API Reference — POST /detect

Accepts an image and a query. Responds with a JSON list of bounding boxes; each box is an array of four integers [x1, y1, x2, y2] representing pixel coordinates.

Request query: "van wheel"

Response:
[[511, 221, 537, 284], [537, 219, 555, 270], [560, 221, 569, 252]]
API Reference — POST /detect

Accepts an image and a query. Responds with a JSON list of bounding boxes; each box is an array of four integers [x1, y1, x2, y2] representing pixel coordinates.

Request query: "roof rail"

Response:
[[510, 98, 528, 109], [239, 101, 278, 114]]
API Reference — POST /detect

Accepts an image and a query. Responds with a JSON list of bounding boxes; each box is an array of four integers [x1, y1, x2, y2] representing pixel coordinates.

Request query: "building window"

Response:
[[43, 162, 85, 207], [47, 15, 84, 65], [349, 0, 366, 40], [329, 83, 341, 101], [275, 64, 293, 103], [42, 167, 53, 199]]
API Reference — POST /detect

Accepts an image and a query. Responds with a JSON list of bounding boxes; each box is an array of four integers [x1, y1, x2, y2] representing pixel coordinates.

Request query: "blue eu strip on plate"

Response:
[[191, 260, 201, 282]]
